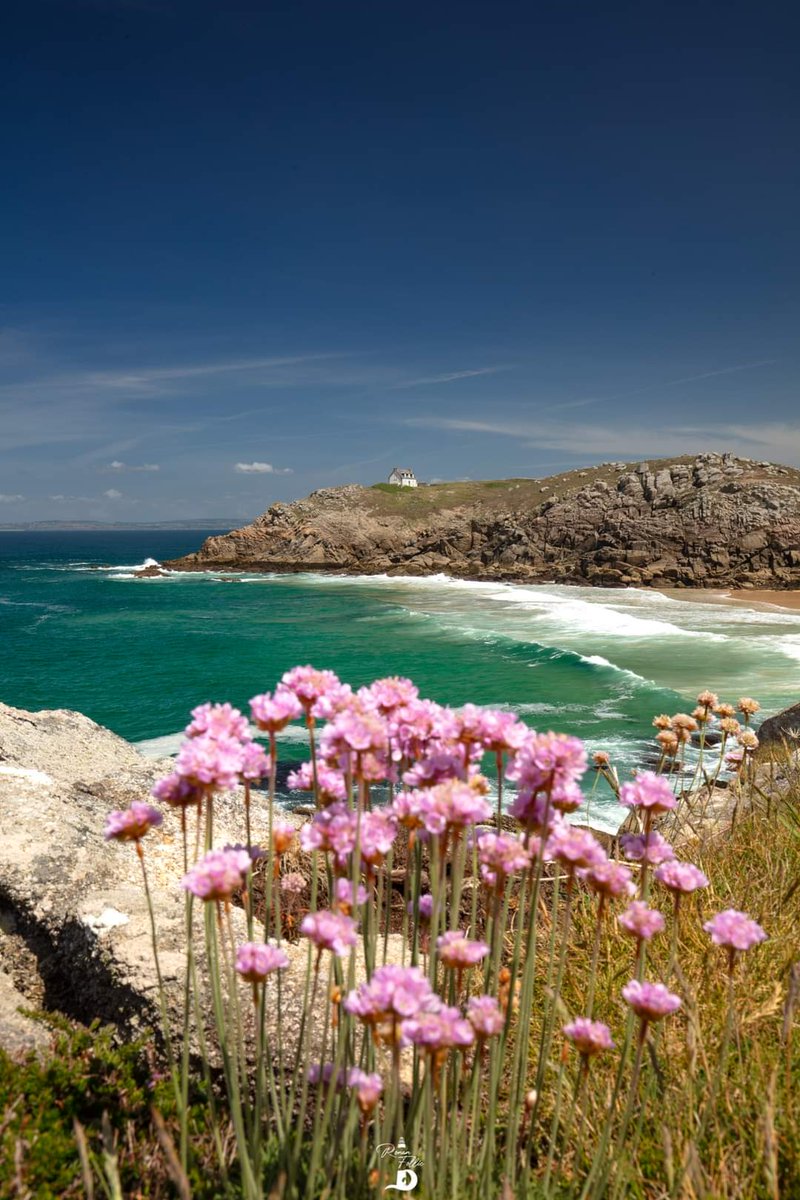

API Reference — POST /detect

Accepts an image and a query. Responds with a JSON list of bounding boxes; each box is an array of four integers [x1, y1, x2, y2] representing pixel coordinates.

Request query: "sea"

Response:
[[3, 530, 800, 830]]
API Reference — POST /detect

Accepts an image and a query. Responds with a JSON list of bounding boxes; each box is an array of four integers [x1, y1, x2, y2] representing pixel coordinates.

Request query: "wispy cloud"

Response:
[[234, 462, 293, 475], [0, 493, 24, 502], [102, 459, 160, 473], [104, 488, 123, 499], [393, 366, 511, 389]]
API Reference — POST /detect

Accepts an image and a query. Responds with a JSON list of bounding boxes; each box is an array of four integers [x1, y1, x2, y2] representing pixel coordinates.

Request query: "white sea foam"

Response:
[[135, 721, 311, 759]]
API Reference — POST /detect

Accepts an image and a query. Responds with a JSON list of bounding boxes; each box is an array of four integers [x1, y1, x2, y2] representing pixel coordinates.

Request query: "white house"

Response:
[[388, 467, 418, 488]]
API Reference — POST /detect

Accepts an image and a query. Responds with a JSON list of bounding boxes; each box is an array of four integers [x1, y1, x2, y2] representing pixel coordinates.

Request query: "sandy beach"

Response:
[[662, 587, 800, 613]]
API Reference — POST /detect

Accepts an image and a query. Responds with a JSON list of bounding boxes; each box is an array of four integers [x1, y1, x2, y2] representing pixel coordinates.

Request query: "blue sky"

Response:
[[2, 0, 799, 521]]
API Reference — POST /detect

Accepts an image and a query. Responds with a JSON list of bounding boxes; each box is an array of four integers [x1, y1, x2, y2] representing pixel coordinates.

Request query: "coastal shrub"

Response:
[[21, 678, 800, 1197]]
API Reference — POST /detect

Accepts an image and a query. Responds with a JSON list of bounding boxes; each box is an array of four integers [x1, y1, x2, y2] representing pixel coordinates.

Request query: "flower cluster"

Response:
[[182, 847, 253, 901]]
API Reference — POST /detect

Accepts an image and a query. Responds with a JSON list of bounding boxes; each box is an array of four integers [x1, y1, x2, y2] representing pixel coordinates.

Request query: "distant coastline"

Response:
[[0, 519, 249, 532]]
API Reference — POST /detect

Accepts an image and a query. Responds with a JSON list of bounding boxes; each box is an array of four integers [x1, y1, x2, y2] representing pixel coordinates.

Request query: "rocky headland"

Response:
[[163, 452, 800, 589]]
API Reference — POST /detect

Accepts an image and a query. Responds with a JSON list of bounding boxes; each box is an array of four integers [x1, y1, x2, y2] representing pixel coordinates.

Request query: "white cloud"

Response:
[[234, 462, 293, 475], [393, 366, 511, 389], [104, 488, 123, 499], [0, 493, 23, 502], [103, 460, 160, 473]]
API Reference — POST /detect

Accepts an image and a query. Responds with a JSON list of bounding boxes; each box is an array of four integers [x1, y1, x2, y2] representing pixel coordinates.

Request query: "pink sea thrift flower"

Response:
[[507, 731, 588, 825], [622, 979, 682, 1022], [235, 941, 289, 981], [151, 772, 197, 808], [320, 706, 389, 772], [299, 909, 358, 957], [620, 831, 675, 866], [281, 666, 343, 712], [563, 1018, 614, 1056], [580, 859, 635, 899], [185, 702, 251, 742], [239, 741, 271, 781], [249, 687, 303, 732], [175, 732, 246, 791], [436, 931, 489, 970], [619, 771, 677, 814], [407, 893, 434, 920], [182, 847, 253, 900], [704, 909, 767, 952], [286, 761, 348, 803], [547, 821, 607, 872], [365, 676, 419, 715], [280, 871, 306, 897], [347, 1068, 383, 1113], [300, 802, 356, 861], [467, 995, 505, 1038], [343, 960, 431, 1027], [618, 901, 665, 941], [654, 861, 709, 895], [415, 779, 492, 836], [335, 877, 368, 911], [272, 819, 296, 854], [475, 830, 532, 889], [105, 802, 163, 842], [403, 1000, 475, 1051]]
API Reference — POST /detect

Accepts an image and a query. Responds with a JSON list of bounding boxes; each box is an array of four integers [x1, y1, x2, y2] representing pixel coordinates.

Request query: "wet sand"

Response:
[[661, 587, 800, 613]]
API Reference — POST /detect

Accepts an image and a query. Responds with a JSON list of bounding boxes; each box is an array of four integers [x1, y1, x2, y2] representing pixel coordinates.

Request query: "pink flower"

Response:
[[185, 702, 250, 742], [415, 780, 492, 836], [619, 831, 675, 866], [618, 901, 665, 942], [475, 830, 532, 889], [507, 732, 588, 823], [455, 705, 528, 754], [286, 761, 347, 803], [105, 802, 163, 842], [622, 979, 682, 1022], [280, 871, 306, 897], [182, 847, 253, 900], [281, 666, 343, 711], [175, 732, 246, 791], [320, 706, 389, 774], [563, 1018, 614, 1056], [359, 809, 398, 867], [619, 771, 677, 814], [151, 772, 197, 808], [580, 860, 635, 899], [335, 877, 368, 911], [299, 909, 358, 957], [345, 965, 435, 1032], [704, 910, 767, 952], [467, 995, 505, 1038], [402, 1001, 475, 1051], [249, 687, 302, 732], [547, 821, 607, 871], [235, 941, 289, 981], [347, 1068, 383, 1113], [272, 819, 296, 854], [300, 803, 356, 861], [403, 747, 477, 788], [436, 931, 489, 969], [392, 790, 425, 829], [239, 741, 271, 782], [365, 676, 419, 715], [654, 861, 709, 895], [407, 893, 434, 920]]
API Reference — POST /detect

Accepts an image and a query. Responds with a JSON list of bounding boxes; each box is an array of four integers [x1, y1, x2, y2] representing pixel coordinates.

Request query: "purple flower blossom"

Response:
[[249, 687, 303, 732], [467, 995, 505, 1038], [547, 821, 607, 871], [185, 702, 250, 742], [654, 861, 709, 895], [345, 965, 435, 1036], [563, 1017, 614, 1056], [299, 909, 359, 957], [281, 666, 343, 711], [704, 909, 767, 952], [619, 831, 675, 866], [618, 901, 666, 942], [181, 847, 253, 900], [105, 802, 163, 842], [235, 941, 289, 981], [335, 877, 368, 911], [619, 771, 677, 814], [286, 761, 347, 803], [365, 676, 419, 715], [436, 930, 489, 969], [347, 1068, 383, 1112], [239, 741, 271, 782], [507, 732, 588, 825], [415, 780, 492, 836], [622, 979, 682, 1022]]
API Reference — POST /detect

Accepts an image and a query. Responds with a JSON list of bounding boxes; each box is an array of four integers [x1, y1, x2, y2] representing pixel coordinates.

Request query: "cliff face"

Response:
[[165, 453, 800, 588]]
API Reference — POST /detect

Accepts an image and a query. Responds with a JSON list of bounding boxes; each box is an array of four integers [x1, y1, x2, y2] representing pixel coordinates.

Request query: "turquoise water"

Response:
[[3, 531, 800, 827]]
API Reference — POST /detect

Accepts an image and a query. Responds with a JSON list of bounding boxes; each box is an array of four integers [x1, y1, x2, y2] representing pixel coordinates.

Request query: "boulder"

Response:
[[755, 701, 800, 751]]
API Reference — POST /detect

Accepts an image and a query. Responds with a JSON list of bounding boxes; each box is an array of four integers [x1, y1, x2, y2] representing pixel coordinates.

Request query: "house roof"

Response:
[[390, 467, 415, 475]]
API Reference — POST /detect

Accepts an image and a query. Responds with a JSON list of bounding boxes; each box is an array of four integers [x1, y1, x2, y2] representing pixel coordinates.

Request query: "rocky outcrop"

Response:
[[164, 453, 800, 589], [755, 700, 800, 751]]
